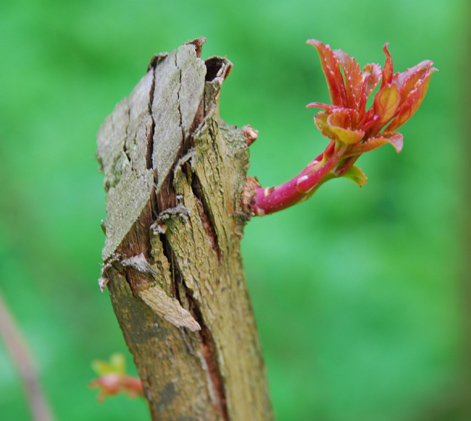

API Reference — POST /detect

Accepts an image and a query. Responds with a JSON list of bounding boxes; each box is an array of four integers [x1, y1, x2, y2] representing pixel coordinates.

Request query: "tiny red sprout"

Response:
[[89, 353, 143, 402], [249, 40, 436, 216]]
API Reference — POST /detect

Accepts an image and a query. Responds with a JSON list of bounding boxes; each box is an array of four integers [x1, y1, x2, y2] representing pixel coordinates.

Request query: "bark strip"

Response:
[[97, 38, 273, 420]]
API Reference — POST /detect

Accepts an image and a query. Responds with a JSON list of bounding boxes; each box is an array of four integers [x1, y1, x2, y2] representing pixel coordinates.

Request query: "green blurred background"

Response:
[[0, 0, 469, 420]]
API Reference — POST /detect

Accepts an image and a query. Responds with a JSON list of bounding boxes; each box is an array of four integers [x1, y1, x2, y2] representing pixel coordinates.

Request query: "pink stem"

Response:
[[0, 290, 54, 421], [251, 145, 345, 215]]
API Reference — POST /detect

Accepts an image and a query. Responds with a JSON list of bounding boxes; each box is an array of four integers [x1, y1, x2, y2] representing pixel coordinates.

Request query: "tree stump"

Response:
[[96, 38, 273, 420]]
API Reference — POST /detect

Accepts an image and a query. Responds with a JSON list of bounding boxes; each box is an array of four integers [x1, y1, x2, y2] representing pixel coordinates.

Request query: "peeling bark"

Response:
[[97, 38, 273, 420]]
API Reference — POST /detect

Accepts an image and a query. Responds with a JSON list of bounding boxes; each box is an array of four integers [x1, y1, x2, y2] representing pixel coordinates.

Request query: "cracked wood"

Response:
[[97, 38, 273, 420]]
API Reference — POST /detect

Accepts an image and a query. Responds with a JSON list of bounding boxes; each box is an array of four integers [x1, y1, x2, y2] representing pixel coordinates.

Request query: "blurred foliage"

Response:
[[0, 0, 469, 420]]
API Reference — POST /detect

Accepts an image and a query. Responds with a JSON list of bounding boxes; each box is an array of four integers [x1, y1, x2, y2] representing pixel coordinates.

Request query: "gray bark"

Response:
[[96, 38, 273, 420]]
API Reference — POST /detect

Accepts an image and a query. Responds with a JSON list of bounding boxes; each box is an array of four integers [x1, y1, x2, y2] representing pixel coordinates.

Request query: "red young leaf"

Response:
[[347, 131, 404, 155], [334, 49, 364, 111], [381, 43, 394, 87], [387, 65, 436, 131], [371, 83, 401, 134], [363, 63, 382, 99], [307, 39, 347, 107]]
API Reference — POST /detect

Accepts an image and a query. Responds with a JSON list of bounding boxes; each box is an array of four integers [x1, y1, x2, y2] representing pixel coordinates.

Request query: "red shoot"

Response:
[[250, 40, 436, 216]]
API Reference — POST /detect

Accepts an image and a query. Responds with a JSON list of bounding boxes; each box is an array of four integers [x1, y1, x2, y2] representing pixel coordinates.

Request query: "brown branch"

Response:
[[97, 38, 273, 420]]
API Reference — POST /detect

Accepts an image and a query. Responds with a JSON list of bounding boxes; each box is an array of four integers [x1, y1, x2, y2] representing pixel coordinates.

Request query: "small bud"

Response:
[[242, 124, 258, 146]]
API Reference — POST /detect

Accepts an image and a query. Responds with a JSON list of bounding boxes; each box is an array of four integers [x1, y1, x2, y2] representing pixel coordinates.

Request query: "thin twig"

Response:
[[0, 290, 54, 421]]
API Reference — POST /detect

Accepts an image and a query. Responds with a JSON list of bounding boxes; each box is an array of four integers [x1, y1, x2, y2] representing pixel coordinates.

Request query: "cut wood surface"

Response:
[[97, 38, 273, 420]]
